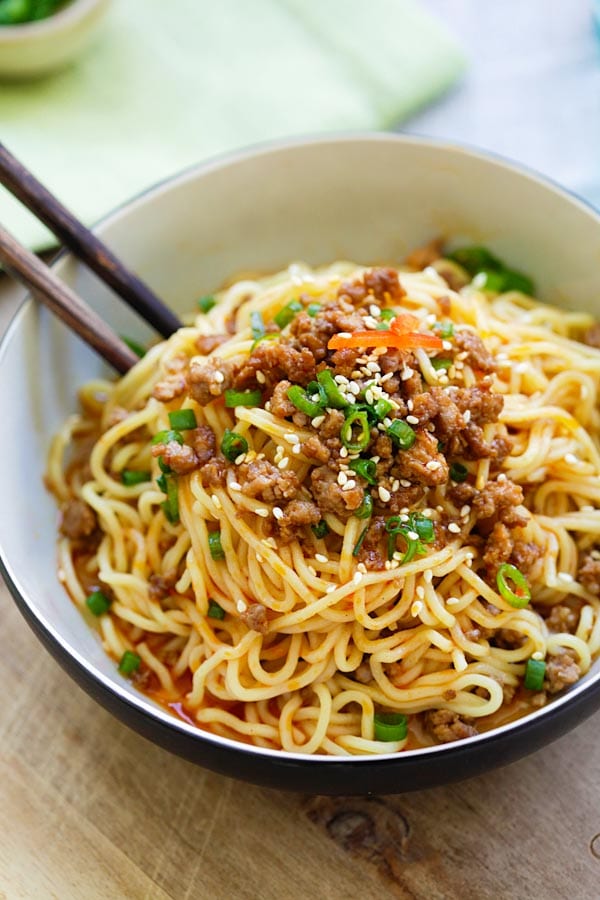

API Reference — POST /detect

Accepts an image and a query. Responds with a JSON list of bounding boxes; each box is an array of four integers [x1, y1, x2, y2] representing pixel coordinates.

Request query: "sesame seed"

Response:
[[401, 367, 414, 381], [229, 481, 241, 491], [497, 473, 507, 482], [400, 479, 411, 488], [532, 650, 544, 661], [211, 494, 222, 509], [425, 313, 437, 325], [363, 316, 379, 330], [392, 479, 400, 492], [369, 304, 381, 317], [557, 572, 573, 582], [357, 562, 368, 574], [311, 415, 325, 428], [273, 507, 284, 520], [342, 480, 357, 491], [284, 432, 299, 444], [442, 340, 452, 351], [407, 530, 419, 541], [565, 453, 578, 464], [411, 600, 423, 616], [292, 444, 302, 455], [340, 446, 349, 458], [307, 565, 317, 577], [383, 417, 392, 428], [391, 560, 400, 569], [237, 599, 247, 613], [378, 486, 391, 502], [407, 399, 414, 411], [262, 537, 278, 549], [399, 514, 409, 522], [334, 374, 349, 384], [416, 585, 425, 599], [214, 370, 225, 383], [315, 553, 329, 563], [448, 522, 461, 534], [338, 471, 348, 486], [256, 371, 266, 384], [278, 457, 289, 469], [460, 505, 471, 517], [406, 415, 419, 425], [365, 389, 374, 405], [447, 597, 460, 607], [353, 571, 363, 585], [326, 584, 337, 593], [234, 453, 246, 465], [370, 455, 380, 464], [380, 372, 394, 384], [426, 460, 441, 471], [255, 508, 269, 518], [338, 332, 352, 339], [384, 560, 392, 570], [348, 381, 361, 396], [463, 410, 471, 424]]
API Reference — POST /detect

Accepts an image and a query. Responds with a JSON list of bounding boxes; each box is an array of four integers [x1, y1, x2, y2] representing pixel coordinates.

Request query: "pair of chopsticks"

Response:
[[0, 143, 183, 374]]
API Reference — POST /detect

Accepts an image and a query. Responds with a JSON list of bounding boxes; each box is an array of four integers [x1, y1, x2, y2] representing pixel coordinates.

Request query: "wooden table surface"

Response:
[[2, 278, 600, 900]]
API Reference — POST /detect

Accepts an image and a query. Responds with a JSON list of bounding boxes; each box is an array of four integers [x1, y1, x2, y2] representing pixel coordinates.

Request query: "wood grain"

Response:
[[1, 280, 600, 900]]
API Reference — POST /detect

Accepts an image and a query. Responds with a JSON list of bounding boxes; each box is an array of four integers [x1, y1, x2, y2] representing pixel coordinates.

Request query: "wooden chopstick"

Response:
[[0, 143, 182, 338], [0, 223, 139, 375]]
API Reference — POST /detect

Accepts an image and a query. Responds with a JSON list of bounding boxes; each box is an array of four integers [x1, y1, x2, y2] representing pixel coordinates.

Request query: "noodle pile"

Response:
[[47, 253, 600, 755]]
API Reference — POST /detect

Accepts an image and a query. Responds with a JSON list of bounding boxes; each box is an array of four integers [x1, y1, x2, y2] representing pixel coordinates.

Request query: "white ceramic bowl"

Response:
[[0, 0, 110, 79], [2, 134, 600, 793]]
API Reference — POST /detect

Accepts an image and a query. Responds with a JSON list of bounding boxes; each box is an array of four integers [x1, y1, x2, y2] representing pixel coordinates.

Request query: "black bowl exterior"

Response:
[[4, 552, 600, 795]]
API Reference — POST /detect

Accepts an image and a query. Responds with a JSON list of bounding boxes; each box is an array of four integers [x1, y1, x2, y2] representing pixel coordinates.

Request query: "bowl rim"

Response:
[[0, 0, 107, 40], [2, 130, 600, 766]]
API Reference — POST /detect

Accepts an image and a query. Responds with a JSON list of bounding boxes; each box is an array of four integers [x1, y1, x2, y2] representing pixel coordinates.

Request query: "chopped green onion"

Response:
[[207, 600, 226, 620], [121, 335, 146, 358], [311, 519, 330, 539], [433, 321, 454, 338], [250, 332, 279, 351], [274, 300, 303, 329], [317, 370, 348, 410], [349, 458, 377, 485], [221, 429, 249, 462], [250, 311, 266, 340], [161, 475, 179, 524], [307, 303, 321, 317], [450, 462, 468, 483], [118, 650, 141, 676], [158, 456, 172, 474], [385, 516, 403, 534], [151, 429, 183, 446], [373, 399, 393, 420], [376, 321, 392, 331], [380, 308, 397, 322], [431, 358, 452, 371], [287, 385, 324, 418], [168, 408, 197, 431], [352, 525, 369, 557], [224, 389, 262, 408], [448, 246, 503, 275], [499, 269, 534, 295], [354, 492, 373, 520], [121, 469, 151, 486], [524, 658, 546, 691], [208, 531, 225, 561], [198, 295, 217, 313], [387, 419, 416, 450], [340, 410, 371, 453], [373, 712, 408, 742], [496, 563, 531, 608], [85, 590, 111, 617], [385, 517, 423, 563], [411, 515, 435, 543], [474, 270, 510, 293], [156, 473, 168, 493]]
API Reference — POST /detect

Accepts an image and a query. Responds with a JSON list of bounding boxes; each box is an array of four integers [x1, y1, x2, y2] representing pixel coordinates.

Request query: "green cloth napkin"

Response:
[[0, 0, 464, 249]]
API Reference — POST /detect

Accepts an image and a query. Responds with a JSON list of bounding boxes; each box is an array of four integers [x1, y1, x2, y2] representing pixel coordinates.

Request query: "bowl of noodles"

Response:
[[2, 134, 600, 794]]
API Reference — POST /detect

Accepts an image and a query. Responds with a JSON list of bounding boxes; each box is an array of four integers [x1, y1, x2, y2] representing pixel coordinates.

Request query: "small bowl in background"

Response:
[[0, 0, 111, 80]]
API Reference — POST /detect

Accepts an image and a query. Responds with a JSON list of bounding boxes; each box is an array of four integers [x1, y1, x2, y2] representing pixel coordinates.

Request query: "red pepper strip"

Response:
[[328, 330, 443, 351], [390, 313, 420, 334]]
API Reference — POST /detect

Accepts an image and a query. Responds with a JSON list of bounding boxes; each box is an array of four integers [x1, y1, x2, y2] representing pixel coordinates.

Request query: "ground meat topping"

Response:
[[235, 341, 315, 390], [240, 603, 269, 634], [392, 430, 449, 486], [152, 373, 188, 403], [189, 425, 217, 466], [423, 709, 478, 743], [276, 499, 321, 542], [544, 603, 581, 634], [148, 569, 178, 601], [195, 334, 229, 355], [454, 329, 497, 373], [59, 499, 97, 540], [188, 358, 235, 406], [578, 551, 600, 595], [200, 457, 227, 489], [269, 380, 296, 419], [237, 458, 300, 502], [544, 650, 580, 694], [310, 465, 364, 518], [471, 479, 528, 530], [153, 440, 200, 475], [583, 323, 600, 348]]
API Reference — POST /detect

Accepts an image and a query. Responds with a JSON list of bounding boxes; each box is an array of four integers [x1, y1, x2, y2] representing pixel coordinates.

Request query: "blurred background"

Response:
[[1, 0, 599, 246]]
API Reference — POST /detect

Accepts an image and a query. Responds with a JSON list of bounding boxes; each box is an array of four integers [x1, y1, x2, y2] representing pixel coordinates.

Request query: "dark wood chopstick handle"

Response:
[[0, 224, 139, 375], [0, 143, 182, 338]]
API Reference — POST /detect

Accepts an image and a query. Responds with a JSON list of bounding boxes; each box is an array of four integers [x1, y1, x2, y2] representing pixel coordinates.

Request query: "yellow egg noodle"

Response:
[[47, 259, 600, 755]]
